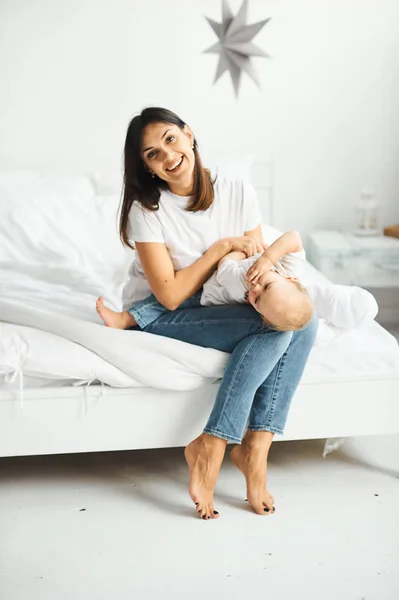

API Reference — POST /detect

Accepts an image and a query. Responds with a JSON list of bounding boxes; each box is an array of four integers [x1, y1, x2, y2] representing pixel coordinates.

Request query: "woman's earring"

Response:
[[151, 173, 155, 178]]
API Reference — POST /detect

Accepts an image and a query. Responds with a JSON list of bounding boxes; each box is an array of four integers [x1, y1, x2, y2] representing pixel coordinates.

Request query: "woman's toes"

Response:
[[254, 504, 267, 515], [196, 504, 217, 520], [262, 501, 275, 515]]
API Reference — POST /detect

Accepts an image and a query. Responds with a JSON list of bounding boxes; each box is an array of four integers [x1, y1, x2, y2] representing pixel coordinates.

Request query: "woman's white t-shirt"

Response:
[[122, 175, 263, 309]]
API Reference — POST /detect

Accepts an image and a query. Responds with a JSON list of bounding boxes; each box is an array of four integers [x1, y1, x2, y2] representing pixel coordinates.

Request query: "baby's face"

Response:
[[247, 271, 301, 321]]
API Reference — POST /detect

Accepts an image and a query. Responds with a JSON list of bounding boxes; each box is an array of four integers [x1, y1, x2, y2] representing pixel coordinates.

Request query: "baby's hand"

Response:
[[246, 255, 273, 285]]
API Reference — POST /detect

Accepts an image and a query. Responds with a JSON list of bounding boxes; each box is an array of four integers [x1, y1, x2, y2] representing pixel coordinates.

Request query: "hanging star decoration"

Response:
[[204, 0, 271, 97]]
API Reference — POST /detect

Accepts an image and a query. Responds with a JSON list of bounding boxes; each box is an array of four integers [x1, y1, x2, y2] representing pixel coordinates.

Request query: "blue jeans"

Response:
[[127, 292, 318, 444]]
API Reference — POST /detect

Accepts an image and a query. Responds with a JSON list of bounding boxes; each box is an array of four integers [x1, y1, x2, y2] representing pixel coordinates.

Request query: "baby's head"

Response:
[[247, 271, 313, 331]]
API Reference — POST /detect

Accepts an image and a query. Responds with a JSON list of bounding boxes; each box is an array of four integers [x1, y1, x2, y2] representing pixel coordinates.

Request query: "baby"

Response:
[[96, 230, 314, 332], [201, 230, 313, 331]]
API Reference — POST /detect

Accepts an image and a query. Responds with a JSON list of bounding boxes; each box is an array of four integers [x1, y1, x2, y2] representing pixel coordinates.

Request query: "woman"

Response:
[[97, 107, 318, 520]]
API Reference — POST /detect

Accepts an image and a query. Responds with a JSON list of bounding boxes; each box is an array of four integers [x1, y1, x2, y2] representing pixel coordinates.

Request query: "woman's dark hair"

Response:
[[119, 107, 215, 249]]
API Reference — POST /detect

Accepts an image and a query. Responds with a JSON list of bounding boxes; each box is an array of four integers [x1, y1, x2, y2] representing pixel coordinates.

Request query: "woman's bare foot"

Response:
[[231, 431, 275, 515], [184, 433, 227, 520], [96, 297, 137, 329]]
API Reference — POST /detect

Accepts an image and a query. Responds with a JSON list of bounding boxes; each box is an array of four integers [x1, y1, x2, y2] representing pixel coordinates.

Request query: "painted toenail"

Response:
[[202, 515, 206, 520], [213, 511, 219, 515], [195, 502, 199, 506], [264, 508, 270, 512], [207, 516, 210, 519], [272, 507, 275, 512]]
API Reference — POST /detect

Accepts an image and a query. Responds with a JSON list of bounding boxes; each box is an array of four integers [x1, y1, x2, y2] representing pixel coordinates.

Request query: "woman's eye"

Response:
[[147, 151, 156, 159], [167, 135, 175, 143]]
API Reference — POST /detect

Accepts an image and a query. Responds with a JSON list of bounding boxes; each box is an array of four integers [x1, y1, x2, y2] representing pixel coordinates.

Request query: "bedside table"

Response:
[[307, 231, 399, 287]]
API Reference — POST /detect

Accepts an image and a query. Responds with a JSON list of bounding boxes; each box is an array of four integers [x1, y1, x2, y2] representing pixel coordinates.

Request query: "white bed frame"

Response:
[[1, 160, 399, 458]]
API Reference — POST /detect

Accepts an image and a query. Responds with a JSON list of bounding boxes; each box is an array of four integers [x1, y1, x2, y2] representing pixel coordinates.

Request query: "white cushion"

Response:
[[0, 170, 128, 278], [0, 322, 139, 387]]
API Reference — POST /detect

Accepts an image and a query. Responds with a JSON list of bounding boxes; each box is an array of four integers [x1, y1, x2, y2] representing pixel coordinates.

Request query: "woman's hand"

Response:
[[246, 254, 273, 285], [220, 236, 266, 258]]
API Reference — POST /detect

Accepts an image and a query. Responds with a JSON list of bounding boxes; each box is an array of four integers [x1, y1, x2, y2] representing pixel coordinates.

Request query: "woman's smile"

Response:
[[165, 155, 184, 174]]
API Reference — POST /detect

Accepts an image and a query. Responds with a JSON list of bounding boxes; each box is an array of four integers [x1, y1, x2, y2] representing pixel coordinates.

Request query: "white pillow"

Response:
[[0, 171, 94, 201], [0, 322, 139, 388], [0, 170, 128, 278]]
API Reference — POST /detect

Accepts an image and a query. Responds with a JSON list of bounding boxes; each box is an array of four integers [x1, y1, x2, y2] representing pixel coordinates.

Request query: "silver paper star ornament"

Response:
[[204, 0, 271, 97]]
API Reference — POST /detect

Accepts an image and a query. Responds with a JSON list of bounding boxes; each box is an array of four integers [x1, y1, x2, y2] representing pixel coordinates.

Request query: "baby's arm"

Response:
[[263, 231, 303, 262], [247, 231, 303, 284]]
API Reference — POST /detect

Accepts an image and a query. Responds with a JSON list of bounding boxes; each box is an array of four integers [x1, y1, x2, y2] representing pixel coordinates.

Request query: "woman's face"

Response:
[[141, 122, 195, 192]]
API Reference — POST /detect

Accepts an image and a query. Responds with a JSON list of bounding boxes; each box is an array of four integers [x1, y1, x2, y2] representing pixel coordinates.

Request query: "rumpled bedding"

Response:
[[0, 171, 382, 392]]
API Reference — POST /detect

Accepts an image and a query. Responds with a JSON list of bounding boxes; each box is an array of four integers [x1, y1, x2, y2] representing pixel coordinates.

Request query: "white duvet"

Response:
[[0, 170, 390, 393], [0, 258, 381, 392]]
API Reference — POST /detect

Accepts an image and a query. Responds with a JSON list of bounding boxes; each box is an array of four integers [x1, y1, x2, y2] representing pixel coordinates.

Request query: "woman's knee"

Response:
[[260, 329, 293, 355], [297, 314, 319, 346]]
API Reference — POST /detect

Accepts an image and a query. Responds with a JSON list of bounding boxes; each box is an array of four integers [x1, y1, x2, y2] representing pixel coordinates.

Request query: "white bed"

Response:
[[1, 162, 399, 458]]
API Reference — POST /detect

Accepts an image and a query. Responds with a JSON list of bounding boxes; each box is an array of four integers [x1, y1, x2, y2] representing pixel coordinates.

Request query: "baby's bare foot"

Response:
[[96, 297, 137, 329], [184, 434, 226, 520], [231, 434, 275, 515]]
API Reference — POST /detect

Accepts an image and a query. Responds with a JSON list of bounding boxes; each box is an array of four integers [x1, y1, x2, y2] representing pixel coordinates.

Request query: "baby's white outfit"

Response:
[[201, 250, 378, 332], [201, 250, 305, 306]]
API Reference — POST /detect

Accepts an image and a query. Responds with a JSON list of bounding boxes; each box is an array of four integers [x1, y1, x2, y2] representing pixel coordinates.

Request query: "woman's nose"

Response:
[[164, 148, 175, 160]]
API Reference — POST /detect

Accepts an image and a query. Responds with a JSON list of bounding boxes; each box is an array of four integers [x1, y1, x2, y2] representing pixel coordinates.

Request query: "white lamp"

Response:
[[354, 187, 381, 236]]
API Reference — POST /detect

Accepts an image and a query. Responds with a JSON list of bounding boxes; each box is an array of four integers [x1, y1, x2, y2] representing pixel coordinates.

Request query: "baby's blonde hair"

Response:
[[261, 282, 313, 332]]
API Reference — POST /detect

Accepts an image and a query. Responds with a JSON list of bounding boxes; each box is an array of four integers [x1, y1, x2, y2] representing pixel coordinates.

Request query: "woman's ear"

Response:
[[183, 124, 194, 146]]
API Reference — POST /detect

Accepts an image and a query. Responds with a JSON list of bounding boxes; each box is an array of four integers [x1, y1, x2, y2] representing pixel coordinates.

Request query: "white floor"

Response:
[[1, 438, 398, 600]]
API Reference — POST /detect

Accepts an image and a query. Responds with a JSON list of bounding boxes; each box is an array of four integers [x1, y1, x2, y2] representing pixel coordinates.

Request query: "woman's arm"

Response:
[[244, 224, 264, 242], [217, 251, 248, 269], [136, 236, 265, 311]]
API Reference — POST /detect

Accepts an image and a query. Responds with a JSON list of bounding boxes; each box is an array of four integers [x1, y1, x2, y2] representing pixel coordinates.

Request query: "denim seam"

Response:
[[202, 428, 242, 444], [247, 426, 283, 435], [129, 299, 161, 328], [247, 352, 287, 431], [266, 352, 287, 429], [210, 335, 259, 437], [128, 307, 146, 329], [146, 319, 268, 327]]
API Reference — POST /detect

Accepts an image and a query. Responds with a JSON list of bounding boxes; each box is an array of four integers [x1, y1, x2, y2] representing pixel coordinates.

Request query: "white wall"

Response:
[[1, 0, 398, 236]]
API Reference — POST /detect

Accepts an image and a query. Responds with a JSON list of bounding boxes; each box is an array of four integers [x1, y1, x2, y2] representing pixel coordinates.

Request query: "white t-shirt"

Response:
[[122, 176, 263, 308], [200, 250, 306, 306]]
